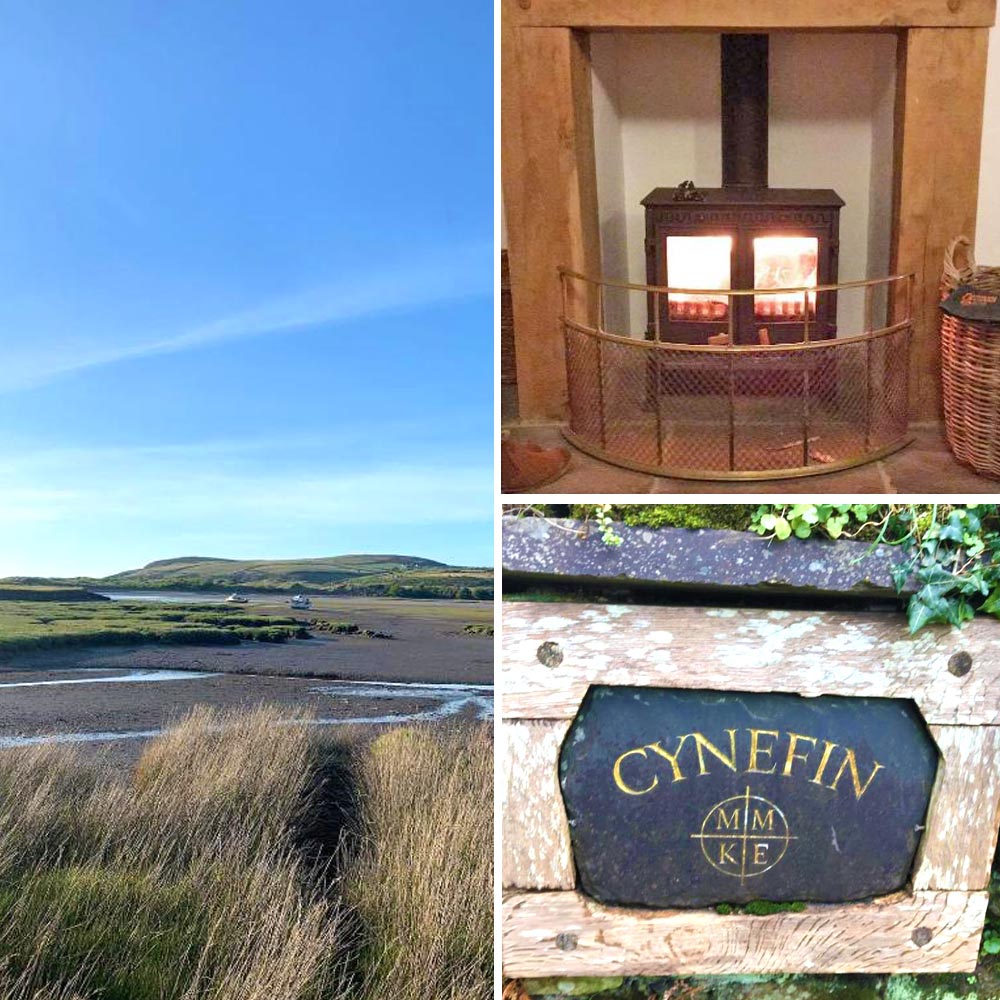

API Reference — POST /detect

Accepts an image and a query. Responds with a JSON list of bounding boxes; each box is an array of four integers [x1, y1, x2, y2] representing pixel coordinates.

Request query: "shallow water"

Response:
[[97, 590, 232, 604], [0, 675, 494, 748], [309, 679, 494, 723], [0, 670, 219, 689]]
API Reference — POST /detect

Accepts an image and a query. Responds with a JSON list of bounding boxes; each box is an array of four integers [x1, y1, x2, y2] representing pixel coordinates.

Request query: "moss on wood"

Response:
[[567, 505, 760, 532]]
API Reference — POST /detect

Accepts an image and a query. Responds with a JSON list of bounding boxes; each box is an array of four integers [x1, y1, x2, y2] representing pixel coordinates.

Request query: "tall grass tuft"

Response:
[[0, 707, 492, 1000], [345, 725, 494, 1000]]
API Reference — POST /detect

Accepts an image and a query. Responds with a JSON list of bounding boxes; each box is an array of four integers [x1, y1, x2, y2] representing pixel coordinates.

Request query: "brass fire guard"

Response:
[[560, 270, 914, 481]]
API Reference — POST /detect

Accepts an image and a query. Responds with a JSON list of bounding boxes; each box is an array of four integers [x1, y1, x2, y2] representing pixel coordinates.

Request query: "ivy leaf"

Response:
[[945, 598, 975, 627], [916, 563, 956, 588], [907, 598, 935, 634], [907, 597, 941, 634], [890, 562, 911, 593], [773, 517, 792, 541], [908, 584, 954, 633], [759, 513, 777, 531], [982, 587, 1000, 616], [939, 516, 965, 543], [982, 935, 1000, 956]]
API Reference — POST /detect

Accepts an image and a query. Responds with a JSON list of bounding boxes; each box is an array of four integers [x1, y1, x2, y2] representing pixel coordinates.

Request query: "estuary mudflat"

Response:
[[0, 593, 492, 684], [0, 593, 493, 760], [0, 666, 491, 761]]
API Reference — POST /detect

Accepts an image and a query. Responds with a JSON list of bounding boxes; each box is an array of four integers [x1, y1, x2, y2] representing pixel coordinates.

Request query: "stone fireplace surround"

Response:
[[501, 0, 996, 426]]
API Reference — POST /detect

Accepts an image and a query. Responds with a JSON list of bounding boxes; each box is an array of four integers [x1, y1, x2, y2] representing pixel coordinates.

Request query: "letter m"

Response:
[[752, 808, 775, 831], [715, 807, 740, 831]]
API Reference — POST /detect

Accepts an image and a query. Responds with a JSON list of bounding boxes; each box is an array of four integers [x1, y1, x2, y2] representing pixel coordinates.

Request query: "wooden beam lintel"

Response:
[[508, 0, 997, 30]]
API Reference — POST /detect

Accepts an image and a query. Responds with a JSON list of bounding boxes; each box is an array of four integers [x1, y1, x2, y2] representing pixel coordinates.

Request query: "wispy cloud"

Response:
[[0, 419, 484, 469], [0, 239, 491, 393], [0, 437, 492, 576], [0, 446, 490, 527]]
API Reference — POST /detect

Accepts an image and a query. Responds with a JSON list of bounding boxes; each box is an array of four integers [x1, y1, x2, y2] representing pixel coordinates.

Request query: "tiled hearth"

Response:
[[502, 422, 1000, 494]]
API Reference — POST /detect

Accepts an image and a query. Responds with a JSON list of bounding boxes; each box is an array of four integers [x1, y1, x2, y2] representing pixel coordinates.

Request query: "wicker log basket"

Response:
[[940, 236, 1000, 478]]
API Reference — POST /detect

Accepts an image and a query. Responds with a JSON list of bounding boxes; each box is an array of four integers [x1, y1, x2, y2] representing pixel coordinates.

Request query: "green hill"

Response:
[[2, 554, 493, 600]]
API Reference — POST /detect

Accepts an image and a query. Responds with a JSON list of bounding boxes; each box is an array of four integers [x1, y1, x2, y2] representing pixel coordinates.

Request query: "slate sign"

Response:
[[559, 686, 938, 908]]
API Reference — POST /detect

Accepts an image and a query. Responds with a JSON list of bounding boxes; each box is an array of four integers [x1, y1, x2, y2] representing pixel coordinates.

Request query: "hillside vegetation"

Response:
[[0, 709, 492, 1000], [3, 554, 493, 600], [0, 586, 109, 603]]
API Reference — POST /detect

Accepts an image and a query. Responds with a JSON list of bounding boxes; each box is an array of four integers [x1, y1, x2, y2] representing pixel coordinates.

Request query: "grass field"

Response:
[[0, 594, 493, 657], [0, 709, 492, 1000], [0, 600, 310, 654]]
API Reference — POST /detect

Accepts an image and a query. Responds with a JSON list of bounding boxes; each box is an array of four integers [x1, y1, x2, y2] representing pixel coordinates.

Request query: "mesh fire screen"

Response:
[[561, 272, 912, 480]]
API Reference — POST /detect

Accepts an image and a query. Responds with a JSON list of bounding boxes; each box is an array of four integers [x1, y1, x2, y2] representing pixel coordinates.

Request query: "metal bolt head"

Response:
[[912, 926, 932, 947], [555, 932, 578, 951], [537, 641, 563, 668], [948, 650, 972, 677], [947, 0, 962, 12]]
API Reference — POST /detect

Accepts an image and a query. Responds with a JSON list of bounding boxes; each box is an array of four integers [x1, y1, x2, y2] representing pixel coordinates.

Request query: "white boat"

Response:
[[290, 594, 311, 610], [226, 593, 249, 604]]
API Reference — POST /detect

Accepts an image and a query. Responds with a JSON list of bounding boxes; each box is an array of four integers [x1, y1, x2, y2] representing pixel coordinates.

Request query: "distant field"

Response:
[[253, 593, 494, 625], [3, 553, 494, 600], [0, 600, 310, 654], [0, 585, 108, 603]]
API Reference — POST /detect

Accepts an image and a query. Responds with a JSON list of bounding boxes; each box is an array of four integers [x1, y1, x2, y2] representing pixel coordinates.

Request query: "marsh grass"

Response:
[[0, 601, 310, 654], [0, 709, 492, 1000], [343, 726, 494, 1000]]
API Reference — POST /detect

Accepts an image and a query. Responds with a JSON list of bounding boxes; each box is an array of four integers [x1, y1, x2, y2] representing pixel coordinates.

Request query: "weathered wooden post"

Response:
[[501, 516, 1000, 977]]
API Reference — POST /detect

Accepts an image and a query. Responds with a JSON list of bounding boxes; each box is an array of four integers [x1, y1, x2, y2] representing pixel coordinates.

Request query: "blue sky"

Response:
[[0, 2, 492, 576]]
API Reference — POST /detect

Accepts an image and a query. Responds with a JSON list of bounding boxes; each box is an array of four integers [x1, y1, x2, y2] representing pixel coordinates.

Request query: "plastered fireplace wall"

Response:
[[589, 32, 897, 337]]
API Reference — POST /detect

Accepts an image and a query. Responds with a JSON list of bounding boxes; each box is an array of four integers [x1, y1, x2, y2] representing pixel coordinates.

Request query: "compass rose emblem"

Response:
[[690, 786, 797, 882]]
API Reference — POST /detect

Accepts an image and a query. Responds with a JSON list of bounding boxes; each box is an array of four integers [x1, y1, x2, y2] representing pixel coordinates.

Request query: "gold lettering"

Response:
[[827, 748, 885, 800], [692, 730, 738, 775], [718, 842, 737, 865], [751, 808, 775, 831], [747, 729, 779, 774], [810, 740, 839, 786], [645, 734, 691, 782], [782, 732, 817, 778], [753, 842, 769, 866], [612, 747, 658, 796], [716, 807, 740, 831]]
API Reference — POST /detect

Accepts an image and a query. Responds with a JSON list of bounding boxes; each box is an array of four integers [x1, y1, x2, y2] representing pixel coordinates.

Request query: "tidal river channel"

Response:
[[0, 667, 493, 751]]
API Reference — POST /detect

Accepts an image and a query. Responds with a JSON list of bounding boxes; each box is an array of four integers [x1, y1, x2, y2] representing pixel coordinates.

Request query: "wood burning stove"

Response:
[[644, 35, 844, 346]]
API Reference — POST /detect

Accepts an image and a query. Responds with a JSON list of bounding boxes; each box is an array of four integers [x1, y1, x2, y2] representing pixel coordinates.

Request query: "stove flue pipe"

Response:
[[721, 34, 769, 189]]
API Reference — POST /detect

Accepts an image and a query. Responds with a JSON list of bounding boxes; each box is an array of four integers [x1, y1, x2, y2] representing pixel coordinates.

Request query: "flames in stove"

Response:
[[753, 236, 818, 321], [665, 234, 819, 324], [665, 236, 731, 320]]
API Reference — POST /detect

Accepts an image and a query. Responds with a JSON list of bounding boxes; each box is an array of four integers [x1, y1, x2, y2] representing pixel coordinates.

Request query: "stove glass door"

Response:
[[753, 236, 818, 321], [665, 235, 733, 322]]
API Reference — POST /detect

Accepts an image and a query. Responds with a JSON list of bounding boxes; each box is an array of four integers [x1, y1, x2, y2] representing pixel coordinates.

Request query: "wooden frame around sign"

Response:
[[502, 601, 1000, 976]]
